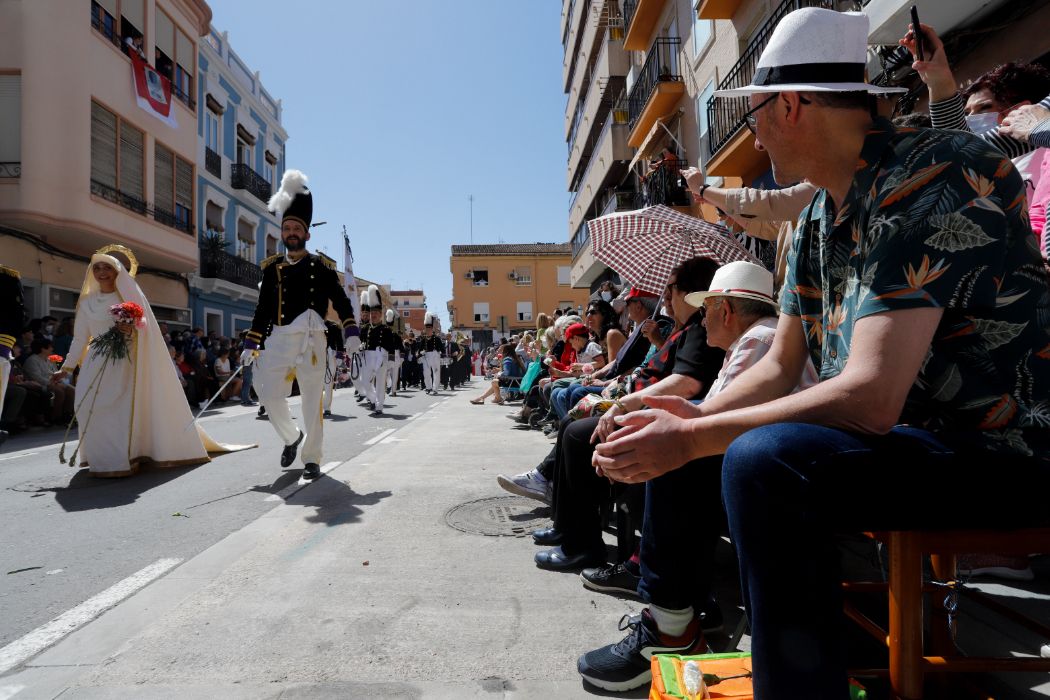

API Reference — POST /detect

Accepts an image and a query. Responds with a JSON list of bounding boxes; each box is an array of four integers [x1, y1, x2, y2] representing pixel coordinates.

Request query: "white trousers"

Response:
[[322, 347, 337, 411], [389, 350, 401, 393], [255, 330, 327, 466], [423, 351, 441, 391], [0, 357, 9, 416], [362, 349, 389, 410]]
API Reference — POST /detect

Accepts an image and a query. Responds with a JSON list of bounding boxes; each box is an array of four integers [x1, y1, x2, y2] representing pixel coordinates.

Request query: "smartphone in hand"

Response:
[[910, 5, 929, 61]]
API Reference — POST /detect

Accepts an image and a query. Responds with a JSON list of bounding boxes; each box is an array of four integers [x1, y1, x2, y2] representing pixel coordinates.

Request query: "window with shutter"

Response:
[[154, 144, 174, 215], [237, 218, 255, 261], [0, 75, 21, 167], [205, 201, 223, 233], [119, 122, 144, 206], [90, 102, 117, 190], [175, 156, 193, 233]]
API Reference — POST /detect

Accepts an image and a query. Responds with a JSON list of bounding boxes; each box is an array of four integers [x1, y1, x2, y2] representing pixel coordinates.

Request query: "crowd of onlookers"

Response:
[[477, 14, 1050, 695]]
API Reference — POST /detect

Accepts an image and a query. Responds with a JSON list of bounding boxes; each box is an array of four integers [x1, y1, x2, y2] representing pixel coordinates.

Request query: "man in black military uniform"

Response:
[[239, 170, 359, 480], [420, 313, 443, 394], [361, 289, 397, 414], [1, 264, 28, 447]]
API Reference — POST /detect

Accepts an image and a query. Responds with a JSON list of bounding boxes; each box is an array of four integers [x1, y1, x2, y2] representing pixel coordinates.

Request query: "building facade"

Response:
[[0, 0, 212, 332], [389, 290, 427, 333], [190, 26, 288, 338], [448, 243, 590, 348]]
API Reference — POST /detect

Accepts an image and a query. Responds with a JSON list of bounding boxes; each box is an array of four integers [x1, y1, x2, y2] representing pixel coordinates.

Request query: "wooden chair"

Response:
[[843, 529, 1050, 699]]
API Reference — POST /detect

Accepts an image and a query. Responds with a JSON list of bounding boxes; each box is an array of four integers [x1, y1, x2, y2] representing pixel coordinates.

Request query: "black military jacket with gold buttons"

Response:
[[420, 334, 444, 354], [245, 253, 356, 347], [0, 265, 28, 355], [361, 322, 397, 353]]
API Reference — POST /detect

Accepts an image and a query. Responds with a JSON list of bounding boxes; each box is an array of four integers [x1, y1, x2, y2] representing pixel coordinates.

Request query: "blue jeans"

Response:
[[239, 364, 253, 403], [721, 423, 1050, 700]]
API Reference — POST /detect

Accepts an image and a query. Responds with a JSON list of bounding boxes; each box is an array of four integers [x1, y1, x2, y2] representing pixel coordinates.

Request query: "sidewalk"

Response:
[[3, 382, 1048, 699]]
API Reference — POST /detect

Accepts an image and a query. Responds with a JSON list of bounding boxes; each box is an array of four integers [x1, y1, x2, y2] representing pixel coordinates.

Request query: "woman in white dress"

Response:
[[56, 246, 248, 477]]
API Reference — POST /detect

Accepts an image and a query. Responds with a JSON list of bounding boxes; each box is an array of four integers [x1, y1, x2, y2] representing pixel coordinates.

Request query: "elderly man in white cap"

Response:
[[575, 261, 815, 693], [583, 7, 1050, 698]]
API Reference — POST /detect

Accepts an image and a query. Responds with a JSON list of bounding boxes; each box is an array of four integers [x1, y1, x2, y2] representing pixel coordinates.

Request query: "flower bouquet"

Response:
[[47, 353, 64, 369], [89, 302, 145, 361]]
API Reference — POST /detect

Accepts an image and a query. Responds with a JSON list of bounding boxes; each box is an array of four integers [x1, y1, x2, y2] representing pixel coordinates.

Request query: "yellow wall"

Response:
[[449, 253, 590, 334]]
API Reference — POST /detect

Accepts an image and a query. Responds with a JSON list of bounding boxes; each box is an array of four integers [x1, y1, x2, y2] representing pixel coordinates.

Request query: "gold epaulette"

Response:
[[260, 254, 283, 270], [0, 265, 20, 279]]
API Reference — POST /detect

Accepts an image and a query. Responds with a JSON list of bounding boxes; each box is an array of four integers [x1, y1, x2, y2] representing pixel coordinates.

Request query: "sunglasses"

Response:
[[743, 93, 810, 133], [585, 309, 599, 316]]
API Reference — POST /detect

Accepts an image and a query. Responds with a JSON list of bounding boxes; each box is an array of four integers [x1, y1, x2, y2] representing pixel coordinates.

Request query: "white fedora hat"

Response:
[[714, 8, 905, 97], [684, 261, 777, 309]]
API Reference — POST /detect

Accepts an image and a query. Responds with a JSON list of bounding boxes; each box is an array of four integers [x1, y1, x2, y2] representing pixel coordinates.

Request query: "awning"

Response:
[[627, 110, 684, 172]]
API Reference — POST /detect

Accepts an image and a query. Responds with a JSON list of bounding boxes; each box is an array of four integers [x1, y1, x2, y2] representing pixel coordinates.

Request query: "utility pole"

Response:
[[468, 194, 473, 244]]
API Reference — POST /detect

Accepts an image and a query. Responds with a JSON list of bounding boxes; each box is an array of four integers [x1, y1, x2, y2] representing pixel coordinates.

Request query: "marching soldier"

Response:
[[239, 170, 360, 480], [385, 309, 404, 397], [353, 289, 372, 404], [1, 263, 28, 448], [361, 287, 396, 414], [421, 312, 443, 394]]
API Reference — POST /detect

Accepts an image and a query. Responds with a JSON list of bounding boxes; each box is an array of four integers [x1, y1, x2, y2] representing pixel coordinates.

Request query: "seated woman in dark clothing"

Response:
[[471, 342, 526, 405]]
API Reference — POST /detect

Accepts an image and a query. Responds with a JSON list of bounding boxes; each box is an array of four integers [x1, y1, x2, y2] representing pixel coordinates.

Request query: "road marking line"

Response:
[[379, 437, 405, 444], [0, 557, 182, 675], [363, 429, 396, 446], [0, 452, 37, 462]]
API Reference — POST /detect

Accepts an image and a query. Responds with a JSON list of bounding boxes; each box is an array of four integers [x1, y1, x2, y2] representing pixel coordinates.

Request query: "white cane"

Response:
[[185, 364, 245, 429]]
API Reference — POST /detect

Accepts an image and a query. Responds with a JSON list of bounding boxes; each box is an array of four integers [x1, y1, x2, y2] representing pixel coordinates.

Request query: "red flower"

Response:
[[48, 354, 64, 363]]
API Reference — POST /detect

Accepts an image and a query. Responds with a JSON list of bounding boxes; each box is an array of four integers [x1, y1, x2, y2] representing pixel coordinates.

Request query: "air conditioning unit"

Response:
[[464, 271, 474, 279], [508, 271, 517, 280]]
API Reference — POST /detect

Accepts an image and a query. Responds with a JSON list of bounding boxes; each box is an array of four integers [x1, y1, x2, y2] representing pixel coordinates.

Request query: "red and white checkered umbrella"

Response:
[[588, 205, 758, 295]]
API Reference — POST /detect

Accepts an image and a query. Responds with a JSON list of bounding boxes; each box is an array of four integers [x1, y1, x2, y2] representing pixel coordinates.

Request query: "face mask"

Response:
[[965, 112, 999, 134], [600, 291, 612, 302], [45, 324, 55, 334]]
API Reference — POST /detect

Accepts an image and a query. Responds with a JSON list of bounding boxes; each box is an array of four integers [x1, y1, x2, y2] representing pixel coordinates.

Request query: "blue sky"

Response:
[[209, 1, 569, 326]]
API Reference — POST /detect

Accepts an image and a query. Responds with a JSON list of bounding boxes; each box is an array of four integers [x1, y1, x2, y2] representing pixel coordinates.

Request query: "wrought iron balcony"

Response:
[[153, 206, 193, 235], [571, 220, 590, 259], [707, 0, 832, 159], [641, 158, 690, 208], [623, 0, 638, 34], [0, 162, 20, 178], [205, 147, 221, 178], [231, 163, 272, 203], [90, 179, 147, 215], [626, 37, 681, 132], [199, 245, 263, 289]]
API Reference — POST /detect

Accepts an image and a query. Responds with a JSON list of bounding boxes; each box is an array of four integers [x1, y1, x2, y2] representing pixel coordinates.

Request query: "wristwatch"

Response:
[[698, 183, 710, 199]]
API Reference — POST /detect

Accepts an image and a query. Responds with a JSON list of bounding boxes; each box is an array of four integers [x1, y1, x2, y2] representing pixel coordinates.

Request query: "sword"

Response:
[[185, 364, 245, 430]]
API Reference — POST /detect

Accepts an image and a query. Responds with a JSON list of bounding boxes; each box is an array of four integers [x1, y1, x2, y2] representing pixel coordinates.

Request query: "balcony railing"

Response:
[[205, 147, 221, 178], [626, 37, 681, 132], [642, 158, 690, 208], [623, 0, 639, 34], [171, 82, 195, 111], [90, 179, 147, 216], [153, 206, 193, 235], [571, 220, 590, 259], [0, 162, 20, 178], [706, 0, 831, 159], [231, 163, 272, 203], [90, 3, 122, 50], [199, 246, 264, 289]]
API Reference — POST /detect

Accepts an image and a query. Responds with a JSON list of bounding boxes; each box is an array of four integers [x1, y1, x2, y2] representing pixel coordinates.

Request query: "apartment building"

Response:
[[389, 290, 427, 333], [0, 0, 212, 332], [562, 0, 712, 293], [448, 243, 589, 348], [696, 0, 1050, 188], [190, 26, 288, 338]]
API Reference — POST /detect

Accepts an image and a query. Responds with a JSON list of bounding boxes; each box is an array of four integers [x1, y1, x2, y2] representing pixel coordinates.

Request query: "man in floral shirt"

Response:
[[588, 8, 1050, 699]]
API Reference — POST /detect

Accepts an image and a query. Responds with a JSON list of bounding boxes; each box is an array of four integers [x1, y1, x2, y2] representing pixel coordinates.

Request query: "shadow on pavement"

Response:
[[282, 471, 392, 528], [47, 464, 201, 511]]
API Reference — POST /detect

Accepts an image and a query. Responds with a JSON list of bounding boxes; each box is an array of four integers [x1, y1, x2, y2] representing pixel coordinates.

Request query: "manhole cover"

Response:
[[445, 496, 551, 537]]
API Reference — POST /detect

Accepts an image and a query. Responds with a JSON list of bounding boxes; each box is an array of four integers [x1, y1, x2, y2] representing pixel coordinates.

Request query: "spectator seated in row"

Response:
[[22, 338, 75, 425], [471, 342, 528, 405]]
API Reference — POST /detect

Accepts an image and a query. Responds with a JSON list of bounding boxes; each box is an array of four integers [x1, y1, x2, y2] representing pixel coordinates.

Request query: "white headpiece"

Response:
[[366, 284, 380, 309]]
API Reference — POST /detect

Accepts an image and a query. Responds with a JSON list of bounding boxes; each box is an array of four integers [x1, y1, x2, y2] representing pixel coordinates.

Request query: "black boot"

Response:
[[280, 430, 304, 467]]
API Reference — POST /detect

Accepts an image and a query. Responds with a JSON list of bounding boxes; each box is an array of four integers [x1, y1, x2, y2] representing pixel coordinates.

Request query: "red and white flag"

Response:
[[129, 52, 177, 129]]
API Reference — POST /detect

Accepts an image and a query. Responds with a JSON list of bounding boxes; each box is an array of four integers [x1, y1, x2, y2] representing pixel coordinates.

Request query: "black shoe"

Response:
[[323, 410, 332, 418], [258, 406, 266, 416], [581, 562, 641, 598], [302, 462, 321, 480], [531, 527, 564, 546], [280, 430, 304, 468], [577, 609, 706, 692], [534, 545, 606, 572]]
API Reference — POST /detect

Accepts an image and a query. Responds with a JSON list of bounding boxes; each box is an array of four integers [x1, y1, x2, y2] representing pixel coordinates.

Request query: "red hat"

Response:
[[625, 287, 658, 300], [564, 323, 589, 340]]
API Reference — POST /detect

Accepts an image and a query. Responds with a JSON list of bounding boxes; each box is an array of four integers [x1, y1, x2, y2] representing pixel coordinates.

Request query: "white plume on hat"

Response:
[[385, 309, 395, 324], [366, 284, 380, 309], [359, 289, 370, 309], [424, 311, 434, 326], [267, 169, 308, 218]]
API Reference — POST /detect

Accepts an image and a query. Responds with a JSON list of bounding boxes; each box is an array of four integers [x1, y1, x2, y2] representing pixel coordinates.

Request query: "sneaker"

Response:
[[577, 609, 706, 692], [496, 469, 551, 504], [581, 562, 641, 598], [958, 554, 1035, 581]]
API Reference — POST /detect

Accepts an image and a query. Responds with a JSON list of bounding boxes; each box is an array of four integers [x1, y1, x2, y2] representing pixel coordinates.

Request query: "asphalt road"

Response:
[[0, 383, 454, 650]]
